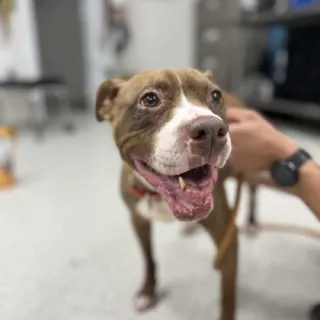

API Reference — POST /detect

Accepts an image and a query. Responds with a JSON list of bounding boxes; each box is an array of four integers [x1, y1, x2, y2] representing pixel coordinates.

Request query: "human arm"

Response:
[[290, 160, 320, 219], [227, 108, 320, 220]]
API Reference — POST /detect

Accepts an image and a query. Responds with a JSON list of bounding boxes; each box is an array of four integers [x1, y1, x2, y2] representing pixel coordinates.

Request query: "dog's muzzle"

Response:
[[186, 116, 228, 159]]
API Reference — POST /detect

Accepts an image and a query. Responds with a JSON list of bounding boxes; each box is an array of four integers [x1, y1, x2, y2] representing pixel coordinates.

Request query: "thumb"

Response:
[[228, 121, 243, 134], [226, 108, 242, 123], [226, 108, 257, 123]]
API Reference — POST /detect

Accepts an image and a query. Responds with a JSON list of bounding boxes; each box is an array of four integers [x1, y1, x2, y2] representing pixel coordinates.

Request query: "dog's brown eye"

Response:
[[211, 90, 222, 104], [141, 92, 160, 108]]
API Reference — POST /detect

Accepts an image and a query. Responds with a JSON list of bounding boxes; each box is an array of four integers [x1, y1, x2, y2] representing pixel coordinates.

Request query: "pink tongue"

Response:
[[159, 181, 214, 221], [134, 160, 218, 221], [175, 185, 211, 205]]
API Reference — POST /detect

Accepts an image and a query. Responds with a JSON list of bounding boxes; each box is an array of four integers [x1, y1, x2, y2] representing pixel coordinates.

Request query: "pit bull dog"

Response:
[[96, 68, 247, 320]]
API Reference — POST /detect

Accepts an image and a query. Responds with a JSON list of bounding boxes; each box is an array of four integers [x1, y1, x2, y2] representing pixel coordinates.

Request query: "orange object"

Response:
[[0, 126, 16, 187], [0, 0, 13, 39]]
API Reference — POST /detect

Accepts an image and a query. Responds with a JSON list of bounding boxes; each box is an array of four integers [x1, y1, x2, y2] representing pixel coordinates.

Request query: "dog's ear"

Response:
[[203, 70, 214, 82], [95, 79, 125, 122]]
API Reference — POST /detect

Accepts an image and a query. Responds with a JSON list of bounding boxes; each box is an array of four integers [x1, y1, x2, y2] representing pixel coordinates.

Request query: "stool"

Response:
[[0, 77, 75, 138], [31, 77, 75, 135]]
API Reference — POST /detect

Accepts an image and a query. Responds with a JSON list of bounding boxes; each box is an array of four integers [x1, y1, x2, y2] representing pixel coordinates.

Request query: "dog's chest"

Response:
[[135, 197, 176, 222]]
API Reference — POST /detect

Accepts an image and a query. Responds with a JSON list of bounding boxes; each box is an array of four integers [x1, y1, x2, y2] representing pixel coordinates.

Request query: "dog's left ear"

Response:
[[203, 70, 214, 82], [95, 79, 125, 122]]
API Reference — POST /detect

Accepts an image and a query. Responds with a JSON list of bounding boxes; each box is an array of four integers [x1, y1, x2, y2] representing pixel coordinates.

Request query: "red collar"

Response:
[[131, 185, 162, 199]]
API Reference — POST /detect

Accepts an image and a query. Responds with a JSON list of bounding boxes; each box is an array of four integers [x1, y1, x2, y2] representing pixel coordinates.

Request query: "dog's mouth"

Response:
[[134, 160, 218, 221]]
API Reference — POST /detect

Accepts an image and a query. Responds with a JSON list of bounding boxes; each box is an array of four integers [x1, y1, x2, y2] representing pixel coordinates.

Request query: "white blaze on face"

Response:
[[216, 134, 232, 168], [151, 81, 232, 175]]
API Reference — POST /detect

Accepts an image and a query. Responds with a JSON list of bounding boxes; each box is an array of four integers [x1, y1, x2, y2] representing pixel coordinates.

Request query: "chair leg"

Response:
[[28, 89, 48, 139], [54, 87, 75, 133], [0, 91, 7, 124]]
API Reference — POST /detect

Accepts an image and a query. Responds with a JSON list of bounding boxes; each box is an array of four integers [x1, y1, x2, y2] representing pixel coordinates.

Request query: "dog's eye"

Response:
[[141, 92, 160, 108], [211, 90, 222, 104]]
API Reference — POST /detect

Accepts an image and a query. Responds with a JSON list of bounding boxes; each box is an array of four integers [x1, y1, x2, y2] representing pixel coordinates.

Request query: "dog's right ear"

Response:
[[95, 79, 125, 122]]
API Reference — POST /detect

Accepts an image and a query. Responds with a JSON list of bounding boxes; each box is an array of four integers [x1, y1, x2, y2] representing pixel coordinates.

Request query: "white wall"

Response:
[[72, 0, 198, 104], [0, 0, 106, 106], [79, 0, 198, 102], [123, 0, 197, 72], [0, 0, 197, 102], [0, 0, 40, 79], [80, 0, 106, 105]]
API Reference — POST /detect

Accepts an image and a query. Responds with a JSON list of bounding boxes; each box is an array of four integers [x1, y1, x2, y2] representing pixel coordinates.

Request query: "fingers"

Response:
[[243, 171, 274, 188], [243, 171, 294, 195], [228, 121, 243, 133], [226, 108, 259, 123], [228, 169, 274, 188], [228, 120, 248, 139]]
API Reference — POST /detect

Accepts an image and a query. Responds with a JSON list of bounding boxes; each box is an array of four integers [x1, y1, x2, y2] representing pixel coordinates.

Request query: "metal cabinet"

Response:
[[196, 26, 231, 87], [198, 0, 241, 23], [197, 0, 230, 26], [195, 0, 263, 93], [195, 0, 246, 90]]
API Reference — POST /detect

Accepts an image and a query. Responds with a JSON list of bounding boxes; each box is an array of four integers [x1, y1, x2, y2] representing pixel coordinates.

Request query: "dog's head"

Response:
[[96, 69, 231, 221]]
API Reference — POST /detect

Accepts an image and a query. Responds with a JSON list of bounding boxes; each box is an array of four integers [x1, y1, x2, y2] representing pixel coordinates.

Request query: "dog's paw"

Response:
[[134, 294, 156, 312]]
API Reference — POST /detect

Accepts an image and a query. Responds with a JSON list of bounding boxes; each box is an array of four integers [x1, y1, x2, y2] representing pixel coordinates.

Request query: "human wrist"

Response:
[[290, 160, 317, 196], [290, 160, 320, 220], [268, 134, 298, 166]]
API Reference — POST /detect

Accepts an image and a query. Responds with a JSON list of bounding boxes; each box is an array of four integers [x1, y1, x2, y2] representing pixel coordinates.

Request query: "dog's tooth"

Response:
[[179, 176, 186, 190]]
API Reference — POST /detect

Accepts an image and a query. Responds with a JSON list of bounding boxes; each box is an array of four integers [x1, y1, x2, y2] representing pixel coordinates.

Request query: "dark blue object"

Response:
[[265, 25, 289, 82], [290, 0, 316, 8]]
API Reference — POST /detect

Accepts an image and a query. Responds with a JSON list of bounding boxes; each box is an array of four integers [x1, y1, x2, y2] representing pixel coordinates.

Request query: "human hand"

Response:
[[227, 108, 298, 173]]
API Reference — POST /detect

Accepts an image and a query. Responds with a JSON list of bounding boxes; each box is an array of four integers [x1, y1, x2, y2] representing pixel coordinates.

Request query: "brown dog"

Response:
[[96, 68, 252, 320]]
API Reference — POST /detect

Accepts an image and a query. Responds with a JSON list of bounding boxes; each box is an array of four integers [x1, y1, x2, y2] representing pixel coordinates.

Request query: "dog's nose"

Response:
[[188, 116, 228, 151]]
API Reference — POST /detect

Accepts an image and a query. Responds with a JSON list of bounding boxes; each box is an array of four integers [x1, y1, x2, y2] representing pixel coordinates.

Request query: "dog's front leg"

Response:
[[200, 183, 238, 320], [131, 213, 157, 312], [201, 219, 238, 320], [219, 232, 238, 320]]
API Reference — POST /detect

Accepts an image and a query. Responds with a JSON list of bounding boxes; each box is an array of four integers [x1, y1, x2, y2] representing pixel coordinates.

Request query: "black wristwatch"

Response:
[[270, 148, 312, 187]]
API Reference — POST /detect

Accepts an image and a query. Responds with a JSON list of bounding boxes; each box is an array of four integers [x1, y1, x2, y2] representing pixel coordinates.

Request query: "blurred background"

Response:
[[0, 1, 319, 320]]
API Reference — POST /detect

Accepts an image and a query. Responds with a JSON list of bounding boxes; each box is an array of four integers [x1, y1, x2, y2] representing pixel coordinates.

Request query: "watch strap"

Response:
[[287, 148, 311, 169], [270, 148, 312, 187]]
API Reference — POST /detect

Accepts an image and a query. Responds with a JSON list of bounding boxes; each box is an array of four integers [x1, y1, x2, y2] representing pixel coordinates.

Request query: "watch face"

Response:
[[271, 160, 299, 187]]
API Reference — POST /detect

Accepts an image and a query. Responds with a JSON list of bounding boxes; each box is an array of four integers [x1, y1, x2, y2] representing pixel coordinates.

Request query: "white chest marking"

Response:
[[135, 197, 177, 222], [132, 170, 176, 222]]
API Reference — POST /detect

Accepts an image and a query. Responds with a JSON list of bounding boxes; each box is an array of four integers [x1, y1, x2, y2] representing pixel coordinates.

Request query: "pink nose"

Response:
[[188, 116, 228, 153]]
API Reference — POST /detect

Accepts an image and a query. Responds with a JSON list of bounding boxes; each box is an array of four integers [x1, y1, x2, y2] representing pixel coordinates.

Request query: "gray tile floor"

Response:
[[1, 117, 319, 320]]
